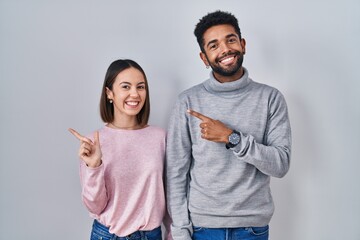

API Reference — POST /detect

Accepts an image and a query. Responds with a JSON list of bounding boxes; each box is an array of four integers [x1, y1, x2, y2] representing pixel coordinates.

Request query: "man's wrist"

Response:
[[223, 128, 233, 143], [226, 130, 241, 149]]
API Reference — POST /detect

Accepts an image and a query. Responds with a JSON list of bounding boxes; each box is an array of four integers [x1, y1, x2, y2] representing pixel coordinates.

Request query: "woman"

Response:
[[69, 59, 171, 240]]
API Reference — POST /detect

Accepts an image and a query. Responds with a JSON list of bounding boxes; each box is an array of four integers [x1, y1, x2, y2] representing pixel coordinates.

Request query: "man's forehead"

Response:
[[203, 24, 238, 42]]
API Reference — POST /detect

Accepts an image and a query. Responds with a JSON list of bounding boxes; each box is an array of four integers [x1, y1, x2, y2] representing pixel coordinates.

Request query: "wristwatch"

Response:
[[226, 130, 241, 149]]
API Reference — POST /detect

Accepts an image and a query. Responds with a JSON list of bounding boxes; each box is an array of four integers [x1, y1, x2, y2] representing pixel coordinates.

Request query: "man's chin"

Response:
[[212, 66, 241, 77]]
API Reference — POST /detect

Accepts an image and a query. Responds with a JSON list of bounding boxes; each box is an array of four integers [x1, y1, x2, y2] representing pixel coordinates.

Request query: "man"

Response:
[[166, 10, 291, 240]]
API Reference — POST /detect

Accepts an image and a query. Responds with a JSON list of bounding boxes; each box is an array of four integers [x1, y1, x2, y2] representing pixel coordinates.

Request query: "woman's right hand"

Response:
[[68, 128, 102, 168]]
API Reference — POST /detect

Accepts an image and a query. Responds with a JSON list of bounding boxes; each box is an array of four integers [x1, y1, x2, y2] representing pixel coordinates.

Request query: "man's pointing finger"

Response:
[[187, 109, 210, 121]]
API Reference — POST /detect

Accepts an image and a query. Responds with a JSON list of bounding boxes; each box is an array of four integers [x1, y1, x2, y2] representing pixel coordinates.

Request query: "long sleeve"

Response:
[[79, 161, 108, 215], [166, 98, 193, 240], [166, 69, 291, 231], [232, 90, 292, 178], [163, 209, 174, 240], [78, 126, 168, 237]]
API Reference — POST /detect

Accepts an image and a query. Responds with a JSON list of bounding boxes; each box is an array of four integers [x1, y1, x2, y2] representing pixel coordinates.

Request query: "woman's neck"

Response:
[[108, 116, 141, 130], [108, 122, 142, 130]]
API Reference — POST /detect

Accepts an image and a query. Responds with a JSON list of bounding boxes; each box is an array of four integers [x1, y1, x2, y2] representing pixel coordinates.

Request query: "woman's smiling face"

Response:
[[106, 67, 147, 119]]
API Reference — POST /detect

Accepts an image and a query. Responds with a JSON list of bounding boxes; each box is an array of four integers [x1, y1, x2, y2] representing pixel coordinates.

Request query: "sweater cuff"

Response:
[[81, 161, 104, 185], [170, 222, 193, 240]]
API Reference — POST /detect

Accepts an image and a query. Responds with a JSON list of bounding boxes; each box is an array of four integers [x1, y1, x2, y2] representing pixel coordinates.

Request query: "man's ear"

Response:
[[200, 52, 209, 68], [240, 38, 246, 54]]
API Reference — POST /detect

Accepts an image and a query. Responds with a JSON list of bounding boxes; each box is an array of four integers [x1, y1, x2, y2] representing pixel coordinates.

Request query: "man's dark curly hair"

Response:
[[194, 10, 242, 53]]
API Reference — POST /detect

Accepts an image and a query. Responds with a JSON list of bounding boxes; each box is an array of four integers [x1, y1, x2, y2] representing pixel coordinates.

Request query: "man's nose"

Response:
[[219, 42, 231, 54]]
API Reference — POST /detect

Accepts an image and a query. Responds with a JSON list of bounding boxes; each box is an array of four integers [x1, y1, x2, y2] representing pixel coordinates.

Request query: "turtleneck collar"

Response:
[[203, 67, 251, 96]]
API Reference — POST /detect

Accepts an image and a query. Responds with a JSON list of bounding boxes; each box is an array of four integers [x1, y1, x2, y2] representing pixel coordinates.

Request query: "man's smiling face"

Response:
[[200, 24, 246, 82]]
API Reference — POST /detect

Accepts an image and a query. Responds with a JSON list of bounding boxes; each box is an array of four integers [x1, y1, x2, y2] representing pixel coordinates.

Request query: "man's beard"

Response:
[[207, 51, 243, 77]]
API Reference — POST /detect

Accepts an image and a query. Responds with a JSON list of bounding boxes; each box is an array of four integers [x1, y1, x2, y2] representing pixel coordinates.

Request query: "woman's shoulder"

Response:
[[145, 125, 166, 136], [87, 125, 166, 140]]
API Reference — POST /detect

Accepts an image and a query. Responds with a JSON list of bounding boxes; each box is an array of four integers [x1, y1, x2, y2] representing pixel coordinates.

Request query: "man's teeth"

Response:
[[220, 56, 234, 63]]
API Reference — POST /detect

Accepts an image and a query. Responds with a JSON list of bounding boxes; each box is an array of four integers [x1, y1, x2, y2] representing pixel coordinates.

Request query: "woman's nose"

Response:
[[129, 87, 139, 97]]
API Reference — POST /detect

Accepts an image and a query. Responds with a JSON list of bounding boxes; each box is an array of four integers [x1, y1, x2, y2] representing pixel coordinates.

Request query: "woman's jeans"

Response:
[[192, 225, 269, 240], [90, 219, 162, 240]]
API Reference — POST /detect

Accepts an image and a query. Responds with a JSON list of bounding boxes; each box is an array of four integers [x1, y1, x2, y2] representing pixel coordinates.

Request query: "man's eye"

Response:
[[229, 38, 237, 43], [209, 44, 217, 49]]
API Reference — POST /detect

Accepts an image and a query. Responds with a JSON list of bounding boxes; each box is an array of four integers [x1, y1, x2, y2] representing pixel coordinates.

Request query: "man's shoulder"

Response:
[[250, 79, 283, 95], [178, 82, 205, 99]]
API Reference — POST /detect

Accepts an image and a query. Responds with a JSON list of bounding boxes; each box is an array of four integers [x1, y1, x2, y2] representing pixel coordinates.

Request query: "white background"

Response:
[[1, 0, 359, 239]]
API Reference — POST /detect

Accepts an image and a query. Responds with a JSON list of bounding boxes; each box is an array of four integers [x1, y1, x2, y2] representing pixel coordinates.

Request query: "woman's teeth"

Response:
[[126, 101, 138, 106]]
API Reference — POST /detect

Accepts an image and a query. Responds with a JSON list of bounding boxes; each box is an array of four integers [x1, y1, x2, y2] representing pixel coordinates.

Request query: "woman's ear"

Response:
[[106, 87, 113, 100]]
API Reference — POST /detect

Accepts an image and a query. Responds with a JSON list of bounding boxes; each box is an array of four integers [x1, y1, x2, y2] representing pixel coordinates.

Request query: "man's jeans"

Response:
[[192, 226, 269, 240]]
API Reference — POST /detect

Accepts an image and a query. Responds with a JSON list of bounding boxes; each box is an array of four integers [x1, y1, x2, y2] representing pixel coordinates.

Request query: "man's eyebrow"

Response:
[[225, 33, 238, 39]]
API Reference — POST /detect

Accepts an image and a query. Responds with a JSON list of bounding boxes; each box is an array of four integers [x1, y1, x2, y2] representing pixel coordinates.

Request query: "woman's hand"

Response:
[[68, 128, 102, 168]]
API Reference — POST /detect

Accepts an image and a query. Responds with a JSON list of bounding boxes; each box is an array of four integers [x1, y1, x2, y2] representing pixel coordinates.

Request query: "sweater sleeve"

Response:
[[163, 209, 174, 240], [79, 161, 108, 215], [165, 98, 193, 240], [232, 90, 292, 178]]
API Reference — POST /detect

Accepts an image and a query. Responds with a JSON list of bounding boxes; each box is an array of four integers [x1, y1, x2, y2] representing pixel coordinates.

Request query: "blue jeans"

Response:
[[90, 219, 162, 240], [192, 226, 269, 240]]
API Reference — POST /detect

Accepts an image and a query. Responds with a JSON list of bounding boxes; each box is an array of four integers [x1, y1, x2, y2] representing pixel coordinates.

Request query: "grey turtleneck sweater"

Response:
[[166, 68, 291, 240]]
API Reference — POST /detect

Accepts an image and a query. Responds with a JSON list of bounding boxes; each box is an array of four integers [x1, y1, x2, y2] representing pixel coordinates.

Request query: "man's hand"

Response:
[[187, 109, 232, 143]]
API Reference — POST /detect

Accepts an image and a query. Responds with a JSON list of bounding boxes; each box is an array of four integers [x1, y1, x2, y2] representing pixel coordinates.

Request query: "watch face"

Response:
[[229, 132, 240, 145]]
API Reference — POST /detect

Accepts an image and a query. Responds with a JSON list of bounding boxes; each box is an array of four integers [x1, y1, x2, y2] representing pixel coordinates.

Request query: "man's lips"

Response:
[[218, 55, 237, 66], [220, 56, 235, 64]]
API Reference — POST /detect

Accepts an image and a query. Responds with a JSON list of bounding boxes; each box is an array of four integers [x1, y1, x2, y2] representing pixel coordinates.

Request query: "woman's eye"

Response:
[[138, 85, 146, 89], [122, 85, 130, 89]]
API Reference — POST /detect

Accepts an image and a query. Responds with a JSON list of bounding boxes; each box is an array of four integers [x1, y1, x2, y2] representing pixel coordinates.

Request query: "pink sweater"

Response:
[[79, 125, 171, 238]]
